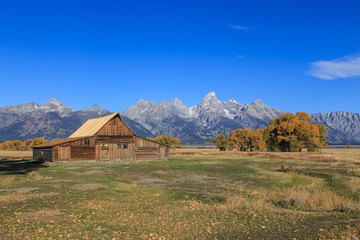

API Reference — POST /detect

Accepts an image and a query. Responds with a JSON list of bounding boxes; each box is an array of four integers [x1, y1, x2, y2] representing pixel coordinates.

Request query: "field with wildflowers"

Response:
[[0, 154, 360, 239]]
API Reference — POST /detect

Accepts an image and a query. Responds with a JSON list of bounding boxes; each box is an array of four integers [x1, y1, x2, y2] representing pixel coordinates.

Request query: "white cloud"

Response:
[[307, 52, 360, 80], [236, 54, 244, 59], [228, 24, 254, 31]]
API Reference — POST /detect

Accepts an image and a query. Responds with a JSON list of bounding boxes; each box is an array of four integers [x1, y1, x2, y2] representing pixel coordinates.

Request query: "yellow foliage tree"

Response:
[[31, 138, 47, 147], [147, 135, 181, 149], [211, 134, 228, 151], [22, 139, 34, 150], [263, 112, 327, 152], [227, 128, 266, 151]]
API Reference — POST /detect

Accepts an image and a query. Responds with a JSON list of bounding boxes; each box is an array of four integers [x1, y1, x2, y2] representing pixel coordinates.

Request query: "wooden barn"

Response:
[[32, 112, 169, 163]]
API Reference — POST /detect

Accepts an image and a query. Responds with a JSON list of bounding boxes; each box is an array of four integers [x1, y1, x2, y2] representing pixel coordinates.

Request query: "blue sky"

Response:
[[0, 0, 359, 113]]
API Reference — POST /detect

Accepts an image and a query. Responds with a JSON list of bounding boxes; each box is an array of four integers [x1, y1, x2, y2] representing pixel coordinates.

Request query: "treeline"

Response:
[[212, 112, 328, 152], [0, 138, 47, 151]]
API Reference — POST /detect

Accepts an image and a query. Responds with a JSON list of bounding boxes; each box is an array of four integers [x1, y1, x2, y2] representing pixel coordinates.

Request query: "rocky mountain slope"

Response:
[[311, 111, 360, 144], [122, 92, 285, 141], [0, 94, 359, 144], [0, 98, 152, 141], [122, 92, 360, 144]]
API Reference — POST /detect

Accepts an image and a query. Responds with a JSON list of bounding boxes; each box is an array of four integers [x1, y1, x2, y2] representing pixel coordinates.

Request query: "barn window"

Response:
[[41, 151, 44, 155], [123, 144, 128, 149], [117, 144, 122, 149], [84, 139, 90, 145]]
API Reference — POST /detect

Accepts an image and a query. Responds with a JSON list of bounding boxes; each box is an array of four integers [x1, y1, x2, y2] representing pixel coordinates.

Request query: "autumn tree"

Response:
[[249, 129, 266, 151], [0, 138, 48, 151], [263, 112, 327, 152], [31, 138, 47, 147], [212, 134, 228, 151], [11, 140, 23, 150], [147, 135, 181, 149], [227, 128, 266, 151], [227, 128, 251, 151], [346, 142, 351, 150], [0, 141, 12, 150], [0, 140, 23, 150], [22, 139, 34, 150]]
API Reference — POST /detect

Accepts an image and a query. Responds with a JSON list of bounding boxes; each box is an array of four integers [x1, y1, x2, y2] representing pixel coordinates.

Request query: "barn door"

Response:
[[59, 147, 70, 161], [100, 144, 109, 161]]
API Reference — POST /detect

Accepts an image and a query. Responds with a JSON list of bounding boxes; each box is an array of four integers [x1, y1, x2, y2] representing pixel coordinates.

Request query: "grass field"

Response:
[[0, 151, 32, 160], [0, 151, 360, 239]]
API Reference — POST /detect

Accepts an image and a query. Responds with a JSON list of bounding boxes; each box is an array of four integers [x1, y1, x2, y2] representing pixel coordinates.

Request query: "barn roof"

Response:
[[32, 112, 165, 149], [69, 112, 124, 138], [32, 136, 88, 148]]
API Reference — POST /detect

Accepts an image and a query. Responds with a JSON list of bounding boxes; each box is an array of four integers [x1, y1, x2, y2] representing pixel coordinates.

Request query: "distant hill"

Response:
[[0, 94, 359, 144]]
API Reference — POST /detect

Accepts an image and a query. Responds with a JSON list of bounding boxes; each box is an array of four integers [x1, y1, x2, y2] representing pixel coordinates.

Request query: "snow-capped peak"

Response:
[[171, 98, 183, 106], [204, 91, 217, 100], [199, 91, 221, 106], [89, 104, 100, 111], [251, 98, 265, 106], [44, 97, 63, 107]]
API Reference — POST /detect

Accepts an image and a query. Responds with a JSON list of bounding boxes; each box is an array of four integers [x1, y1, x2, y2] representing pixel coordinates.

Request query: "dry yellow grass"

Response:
[[171, 148, 360, 163], [26, 171, 51, 181], [277, 187, 360, 211], [1, 148, 359, 163], [0, 150, 32, 160]]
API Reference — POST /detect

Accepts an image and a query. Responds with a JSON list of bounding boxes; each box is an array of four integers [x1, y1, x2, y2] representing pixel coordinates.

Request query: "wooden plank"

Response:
[[100, 145, 110, 161], [53, 146, 59, 162], [59, 147, 70, 161], [97, 117, 134, 136], [70, 146, 95, 160], [96, 135, 134, 144], [95, 144, 101, 161]]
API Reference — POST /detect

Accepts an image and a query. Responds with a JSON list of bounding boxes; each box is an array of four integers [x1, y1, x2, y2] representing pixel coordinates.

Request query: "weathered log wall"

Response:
[[32, 115, 168, 163], [97, 117, 134, 136], [33, 148, 53, 162], [134, 136, 168, 161]]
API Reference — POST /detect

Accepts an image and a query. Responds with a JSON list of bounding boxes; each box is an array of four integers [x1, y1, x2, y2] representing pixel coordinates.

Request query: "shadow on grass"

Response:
[[0, 159, 48, 175]]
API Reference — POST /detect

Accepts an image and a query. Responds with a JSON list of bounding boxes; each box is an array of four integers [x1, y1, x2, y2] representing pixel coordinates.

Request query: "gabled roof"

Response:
[[32, 112, 137, 148], [69, 112, 130, 138]]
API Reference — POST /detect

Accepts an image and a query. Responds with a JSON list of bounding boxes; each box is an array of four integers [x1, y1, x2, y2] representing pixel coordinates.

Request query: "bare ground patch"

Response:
[[0, 187, 39, 194], [0, 192, 59, 202], [72, 170, 107, 175], [121, 171, 249, 197], [16, 209, 75, 222], [49, 179, 72, 183], [309, 216, 360, 232], [73, 183, 107, 191]]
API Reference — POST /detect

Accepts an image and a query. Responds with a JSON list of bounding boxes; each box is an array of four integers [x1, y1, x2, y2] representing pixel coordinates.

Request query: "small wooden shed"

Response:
[[32, 112, 169, 163]]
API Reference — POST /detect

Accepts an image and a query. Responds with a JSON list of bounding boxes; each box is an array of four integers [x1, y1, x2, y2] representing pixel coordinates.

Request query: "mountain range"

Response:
[[0, 93, 359, 144], [0, 98, 152, 142]]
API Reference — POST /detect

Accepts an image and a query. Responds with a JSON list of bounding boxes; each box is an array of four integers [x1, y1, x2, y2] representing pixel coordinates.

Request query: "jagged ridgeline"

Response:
[[0, 93, 360, 144], [0, 98, 153, 142]]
